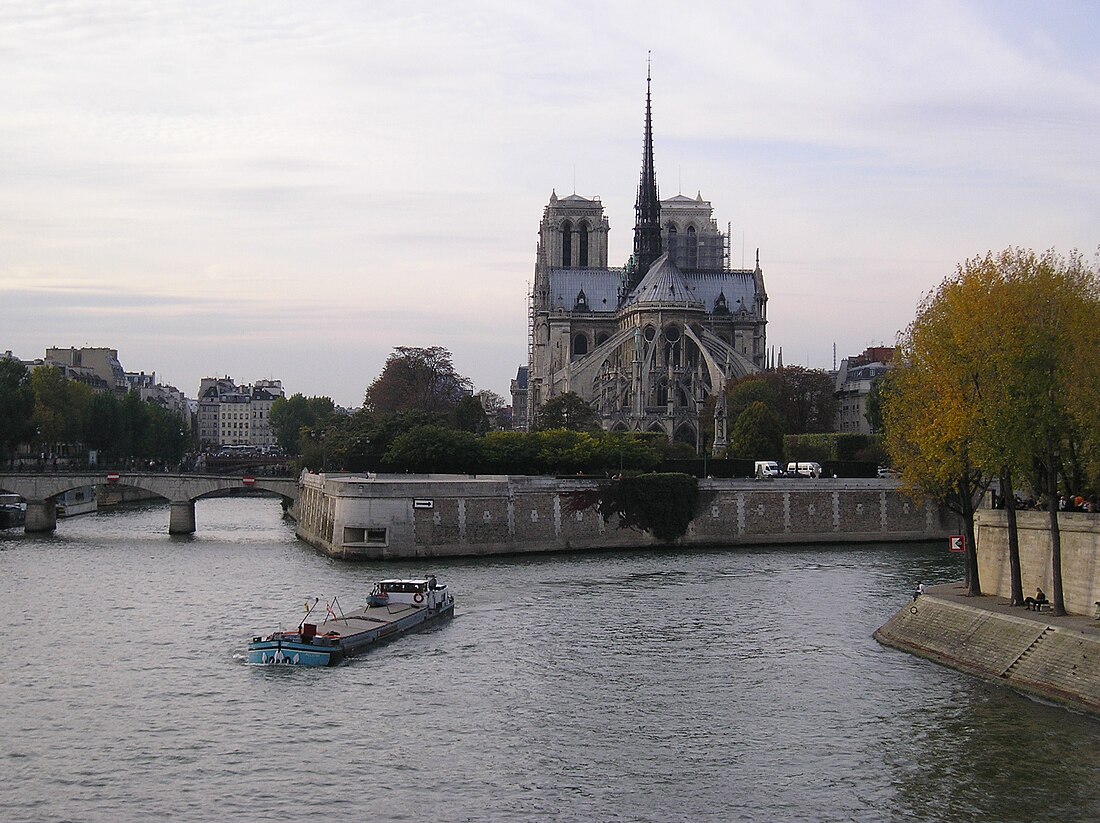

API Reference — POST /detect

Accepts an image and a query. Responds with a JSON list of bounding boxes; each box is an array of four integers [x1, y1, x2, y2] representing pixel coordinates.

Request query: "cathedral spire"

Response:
[[631, 55, 662, 288]]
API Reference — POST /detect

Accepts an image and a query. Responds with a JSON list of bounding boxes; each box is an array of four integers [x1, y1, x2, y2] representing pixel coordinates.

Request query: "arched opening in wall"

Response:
[[578, 221, 589, 267], [667, 223, 678, 264], [655, 377, 669, 407], [595, 332, 610, 346], [572, 333, 589, 358], [561, 220, 573, 266], [684, 338, 699, 370], [674, 424, 697, 448], [686, 225, 697, 269], [676, 385, 690, 408], [648, 422, 667, 436], [612, 422, 629, 432]]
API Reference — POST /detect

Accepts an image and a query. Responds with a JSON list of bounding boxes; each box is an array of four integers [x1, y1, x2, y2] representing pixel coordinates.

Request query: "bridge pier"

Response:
[[169, 500, 196, 535], [25, 500, 57, 533]]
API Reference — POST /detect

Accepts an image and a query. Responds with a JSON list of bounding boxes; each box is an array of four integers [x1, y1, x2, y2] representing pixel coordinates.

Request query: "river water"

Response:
[[2, 497, 1099, 822]]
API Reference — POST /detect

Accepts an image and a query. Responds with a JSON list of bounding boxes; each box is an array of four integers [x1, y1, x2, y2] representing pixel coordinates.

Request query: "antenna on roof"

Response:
[[678, 165, 682, 196], [572, 164, 576, 195]]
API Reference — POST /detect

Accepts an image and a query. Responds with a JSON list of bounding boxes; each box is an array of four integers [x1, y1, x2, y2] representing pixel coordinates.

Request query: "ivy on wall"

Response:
[[568, 473, 699, 542]]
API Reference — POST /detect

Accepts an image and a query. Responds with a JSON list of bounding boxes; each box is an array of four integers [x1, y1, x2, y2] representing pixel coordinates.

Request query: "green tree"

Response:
[[727, 401, 784, 460], [269, 394, 336, 454], [0, 358, 35, 464], [454, 395, 490, 433], [864, 373, 893, 436], [480, 431, 541, 474], [532, 429, 600, 474], [726, 375, 781, 423], [31, 367, 94, 454], [531, 392, 599, 432], [773, 366, 838, 434], [382, 425, 481, 473], [364, 346, 472, 415]]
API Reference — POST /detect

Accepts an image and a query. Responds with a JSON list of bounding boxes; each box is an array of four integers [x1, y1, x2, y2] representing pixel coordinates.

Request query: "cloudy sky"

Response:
[[2, 1, 1098, 407]]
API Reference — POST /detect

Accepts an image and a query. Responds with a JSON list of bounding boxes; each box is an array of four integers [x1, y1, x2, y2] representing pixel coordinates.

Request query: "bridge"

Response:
[[0, 472, 300, 535]]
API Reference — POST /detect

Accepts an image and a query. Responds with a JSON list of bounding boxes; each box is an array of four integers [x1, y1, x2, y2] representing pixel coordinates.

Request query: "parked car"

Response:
[[754, 460, 783, 479], [786, 461, 823, 478]]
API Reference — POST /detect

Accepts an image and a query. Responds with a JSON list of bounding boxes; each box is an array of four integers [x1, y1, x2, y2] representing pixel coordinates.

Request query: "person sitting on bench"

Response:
[[1024, 587, 1048, 611]]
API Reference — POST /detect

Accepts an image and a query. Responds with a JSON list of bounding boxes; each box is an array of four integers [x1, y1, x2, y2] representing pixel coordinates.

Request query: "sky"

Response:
[[2, 1, 1099, 408]]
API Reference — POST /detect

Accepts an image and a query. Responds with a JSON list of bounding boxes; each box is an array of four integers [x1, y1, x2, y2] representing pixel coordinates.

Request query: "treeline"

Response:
[[882, 247, 1100, 613], [0, 361, 192, 466]]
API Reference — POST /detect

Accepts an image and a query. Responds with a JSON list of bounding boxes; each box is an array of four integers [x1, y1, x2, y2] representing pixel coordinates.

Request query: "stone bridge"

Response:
[[0, 472, 300, 535]]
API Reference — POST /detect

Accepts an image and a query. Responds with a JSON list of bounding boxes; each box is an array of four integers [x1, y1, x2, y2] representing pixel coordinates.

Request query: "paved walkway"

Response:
[[925, 582, 1100, 636]]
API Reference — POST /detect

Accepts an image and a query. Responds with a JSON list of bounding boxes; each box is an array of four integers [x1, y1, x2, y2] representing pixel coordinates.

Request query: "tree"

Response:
[[0, 358, 35, 464], [727, 401, 784, 460], [364, 346, 472, 415], [883, 247, 1100, 605], [453, 395, 490, 433], [32, 366, 93, 451], [382, 425, 480, 473], [269, 394, 336, 454], [773, 366, 838, 434], [531, 392, 599, 432], [726, 375, 781, 424]]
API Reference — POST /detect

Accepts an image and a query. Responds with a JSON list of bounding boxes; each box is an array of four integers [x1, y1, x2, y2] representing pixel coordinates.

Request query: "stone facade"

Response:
[[196, 376, 284, 448], [294, 473, 950, 560], [975, 509, 1100, 616], [524, 74, 767, 453]]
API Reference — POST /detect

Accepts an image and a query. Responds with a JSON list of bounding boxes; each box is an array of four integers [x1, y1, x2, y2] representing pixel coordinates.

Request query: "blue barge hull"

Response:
[[249, 578, 455, 667]]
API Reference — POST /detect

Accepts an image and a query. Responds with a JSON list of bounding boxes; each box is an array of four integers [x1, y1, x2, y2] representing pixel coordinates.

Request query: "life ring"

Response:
[[910, 606, 919, 615], [414, 593, 424, 604]]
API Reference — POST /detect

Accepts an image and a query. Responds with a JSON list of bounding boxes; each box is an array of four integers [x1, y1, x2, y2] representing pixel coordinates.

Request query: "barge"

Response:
[[248, 576, 454, 666]]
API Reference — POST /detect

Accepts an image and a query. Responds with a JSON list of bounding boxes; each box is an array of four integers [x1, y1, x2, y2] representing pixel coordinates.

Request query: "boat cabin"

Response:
[[369, 577, 448, 609]]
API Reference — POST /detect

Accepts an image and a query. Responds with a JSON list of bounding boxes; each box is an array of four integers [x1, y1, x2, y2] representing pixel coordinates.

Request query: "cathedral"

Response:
[[522, 71, 768, 454]]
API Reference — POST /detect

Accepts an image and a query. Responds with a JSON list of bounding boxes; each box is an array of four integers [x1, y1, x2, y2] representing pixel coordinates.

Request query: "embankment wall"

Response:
[[294, 473, 954, 560], [874, 594, 1100, 716], [975, 510, 1100, 616]]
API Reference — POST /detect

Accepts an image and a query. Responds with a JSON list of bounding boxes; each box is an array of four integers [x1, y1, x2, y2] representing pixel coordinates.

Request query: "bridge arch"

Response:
[[0, 472, 299, 535]]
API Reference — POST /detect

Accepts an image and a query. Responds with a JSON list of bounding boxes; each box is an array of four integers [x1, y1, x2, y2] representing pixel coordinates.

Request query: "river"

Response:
[[2, 497, 1099, 822]]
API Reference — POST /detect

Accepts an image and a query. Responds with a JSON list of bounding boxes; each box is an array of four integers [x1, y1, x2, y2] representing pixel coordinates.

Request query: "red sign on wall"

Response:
[[949, 535, 965, 553], [106, 472, 120, 484], [242, 476, 256, 486]]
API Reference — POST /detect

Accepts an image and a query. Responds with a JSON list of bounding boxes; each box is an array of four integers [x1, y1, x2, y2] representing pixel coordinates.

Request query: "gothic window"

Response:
[[561, 220, 573, 266], [656, 378, 669, 407], [667, 223, 678, 264], [686, 225, 697, 269], [595, 332, 610, 346], [572, 333, 589, 358], [578, 221, 589, 267]]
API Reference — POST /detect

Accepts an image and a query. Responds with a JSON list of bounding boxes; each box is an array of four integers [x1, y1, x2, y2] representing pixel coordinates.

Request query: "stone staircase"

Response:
[[1001, 625, 1053, 678]]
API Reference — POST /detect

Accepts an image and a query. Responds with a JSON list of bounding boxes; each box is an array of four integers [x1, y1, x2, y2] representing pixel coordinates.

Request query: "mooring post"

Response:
[[24, 499, 57, 533], [168, 500, 196, 535]]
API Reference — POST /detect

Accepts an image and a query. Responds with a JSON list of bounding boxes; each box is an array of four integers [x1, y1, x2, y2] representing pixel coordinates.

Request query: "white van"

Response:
[[785, 461, 823, 478], [754, 460, 783, 479]]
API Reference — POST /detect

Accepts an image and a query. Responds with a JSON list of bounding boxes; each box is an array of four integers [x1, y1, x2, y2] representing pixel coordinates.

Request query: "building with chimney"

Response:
[[196, 377, 284, 449], [523, 70, 768, 453]]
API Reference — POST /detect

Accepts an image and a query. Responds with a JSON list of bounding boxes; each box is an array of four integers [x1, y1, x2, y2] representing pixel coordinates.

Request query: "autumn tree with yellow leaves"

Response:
[[885, 248, 1100, 610]]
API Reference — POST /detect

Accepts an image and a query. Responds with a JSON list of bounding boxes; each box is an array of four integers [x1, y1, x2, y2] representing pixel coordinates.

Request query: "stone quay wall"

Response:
[[875, 591, 1100, 717], [975, 509, 1100, 616], [294, 473, 954, 560]]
